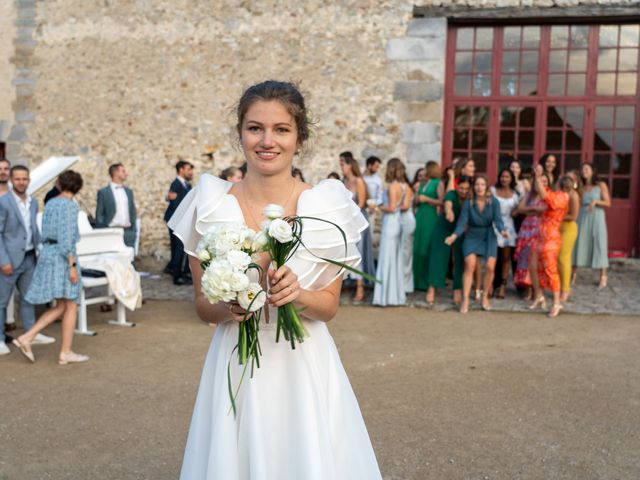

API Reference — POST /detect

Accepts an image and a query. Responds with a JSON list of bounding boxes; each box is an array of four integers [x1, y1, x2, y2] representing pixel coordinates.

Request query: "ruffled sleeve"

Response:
[[289, 179, 369, 291], [167, 174, 239, 256]]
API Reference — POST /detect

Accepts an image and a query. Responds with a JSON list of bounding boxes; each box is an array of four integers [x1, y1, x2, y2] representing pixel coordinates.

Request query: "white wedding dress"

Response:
[[169, 174, 383, 480]]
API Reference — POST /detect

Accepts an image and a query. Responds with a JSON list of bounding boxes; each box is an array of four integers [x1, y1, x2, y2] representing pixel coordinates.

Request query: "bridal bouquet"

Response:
[[197, 205, 376, 414]]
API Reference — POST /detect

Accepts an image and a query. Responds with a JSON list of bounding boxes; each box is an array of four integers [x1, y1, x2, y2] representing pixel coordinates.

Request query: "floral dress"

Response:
[[513, 195, 545, 287]]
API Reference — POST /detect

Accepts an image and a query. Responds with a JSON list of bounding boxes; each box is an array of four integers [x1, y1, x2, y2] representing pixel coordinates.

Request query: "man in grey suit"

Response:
[[95, 163, 137, 249], [0, 165, 54, 355]]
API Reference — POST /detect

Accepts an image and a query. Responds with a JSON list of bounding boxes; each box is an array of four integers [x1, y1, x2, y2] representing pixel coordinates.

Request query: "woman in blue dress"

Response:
[[372, 158, 409, 306], [14, 170, 89, 365], [445, 175, 508, 313]]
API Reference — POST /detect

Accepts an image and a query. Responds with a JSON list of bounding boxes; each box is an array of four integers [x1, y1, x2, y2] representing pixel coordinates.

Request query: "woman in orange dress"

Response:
[[529, 173, 571, 317]]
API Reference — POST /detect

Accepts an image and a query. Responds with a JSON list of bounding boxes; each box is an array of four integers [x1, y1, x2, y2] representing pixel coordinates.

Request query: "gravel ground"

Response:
[[1, 301, 639, 479]]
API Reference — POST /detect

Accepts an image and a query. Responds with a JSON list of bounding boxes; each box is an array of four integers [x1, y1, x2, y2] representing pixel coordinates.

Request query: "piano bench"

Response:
[[77, 275, 135, 336]]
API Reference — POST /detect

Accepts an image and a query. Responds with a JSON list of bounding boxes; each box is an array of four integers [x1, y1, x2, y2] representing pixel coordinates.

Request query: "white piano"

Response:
[[5, 156, 140, 335]]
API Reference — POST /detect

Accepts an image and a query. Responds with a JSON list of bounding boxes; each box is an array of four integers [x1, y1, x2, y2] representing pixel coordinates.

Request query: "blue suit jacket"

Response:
[[164, 178, 191, 223], [0, 193, 40, 268]]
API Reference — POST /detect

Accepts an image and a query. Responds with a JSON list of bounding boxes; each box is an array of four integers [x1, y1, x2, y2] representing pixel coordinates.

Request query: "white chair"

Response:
[[76, 275, 134, 336]]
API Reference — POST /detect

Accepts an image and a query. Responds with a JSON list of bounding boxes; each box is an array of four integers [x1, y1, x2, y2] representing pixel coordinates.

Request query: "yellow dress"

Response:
[[558, 220, 578, 293]]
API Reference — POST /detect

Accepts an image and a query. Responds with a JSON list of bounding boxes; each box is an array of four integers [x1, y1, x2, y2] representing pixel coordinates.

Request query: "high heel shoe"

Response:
[[598, 275, 608, 290], [460, 301, 469, 314], [529, 296, 547, 310], [58, 351, 90, 365], [12, 337, 35, 363], [548, 304, 563, 318], [474, 289, 482, 302]]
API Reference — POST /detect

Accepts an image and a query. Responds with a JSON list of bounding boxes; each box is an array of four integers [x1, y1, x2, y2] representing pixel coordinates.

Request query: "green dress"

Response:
[[427, 190, 464, 290], [413, 178, 441, 290]]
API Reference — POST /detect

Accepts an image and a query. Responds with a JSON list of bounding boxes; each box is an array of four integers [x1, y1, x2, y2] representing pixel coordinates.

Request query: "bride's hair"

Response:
[[236, 81, 311, 145]]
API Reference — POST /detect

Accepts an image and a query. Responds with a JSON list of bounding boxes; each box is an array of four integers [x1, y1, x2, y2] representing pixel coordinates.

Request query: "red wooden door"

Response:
[[443, 22, 640, 255]]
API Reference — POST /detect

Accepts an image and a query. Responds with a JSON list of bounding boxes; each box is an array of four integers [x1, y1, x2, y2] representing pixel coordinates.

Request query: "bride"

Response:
[[169, 81, 383, 480]]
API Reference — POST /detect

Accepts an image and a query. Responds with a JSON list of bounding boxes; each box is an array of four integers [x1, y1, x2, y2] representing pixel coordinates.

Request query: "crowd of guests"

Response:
[[330, 153, 610, 318]]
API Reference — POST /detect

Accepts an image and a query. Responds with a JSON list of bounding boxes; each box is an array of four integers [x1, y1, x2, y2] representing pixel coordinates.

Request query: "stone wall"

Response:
[[0, 1, 16, 142]]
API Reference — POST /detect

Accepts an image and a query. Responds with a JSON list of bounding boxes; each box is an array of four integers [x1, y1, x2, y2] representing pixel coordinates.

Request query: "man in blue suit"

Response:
[[164, 160, 193, 285], [0, 165, 54, 355], [95, 163, 137, 249]]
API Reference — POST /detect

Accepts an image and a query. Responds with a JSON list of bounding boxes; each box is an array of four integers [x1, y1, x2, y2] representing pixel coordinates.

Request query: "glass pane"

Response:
[[599, 25, 618, 47], [453, 129, 468, 149], [594, 130, 613, 151], [518, 130, 534, 150], [500, 107, 518, 127], [549, 50, 567, 72], [615, 131, 633, 152], [500, 130, 515, 149], [615, 106, 635, 129], [472, 74, 491, 96], [569, 50, 587, 72], [547, 106, 565, 127], [520, 75, 537, 96], [566, 107, 584, 129], [567, 73, 586, 96], [570, 25, 589, 48], [476, 28, 493, 49], [612, 178, 630, 199], [521, 52, 538, 72], [471, 153, 487, 172], [455, 52, 473, 73], [548, 74, 565, 95], [595, 106, 615, 129], [473, 107, 490, 127], [454, 75, 471, 96], [593, 154, 611, 173], [620, 25, 640, 47], [500, 76, 518, 96], [614, 153, 632, 174], [618, 49, 638, 71], [522, 27, 540, 48], [475, 52, 492, 72], [504, 27, 521, 48], [502, 51, 520, 73], [520, 107, 536, 128], [597, 73, 616, 95], [565, 130, 582, 151], [551, 26, 569, 48], [598, 49, 617, 71], [617, 73, 637, 95], [546, 130, 563, 150], [454, 106, 471, 127], [565, 154, 581, 172], [472, 129, 488, 149], [457, 28, 474, 50]]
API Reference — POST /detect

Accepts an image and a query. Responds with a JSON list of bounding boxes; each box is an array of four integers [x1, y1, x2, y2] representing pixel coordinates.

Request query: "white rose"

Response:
[[226, 250, 251, 272], [237, 283, 267, 312], [243, 228, 257, 251], [260, 219, 272, 232], [201, 261, 237, 304], [268, 218, 294, 243], [197, 248, 211, 262], [263, 203, 285, 220], [229, 271, 250, 292], [251, 230, 269, 252]]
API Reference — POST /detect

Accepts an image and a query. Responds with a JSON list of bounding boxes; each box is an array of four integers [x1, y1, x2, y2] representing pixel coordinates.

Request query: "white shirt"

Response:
[[109, 182, 131, 228], [176, 176, 188, 188], [363, 173, 383, 205], [12, 191, 33, 250]]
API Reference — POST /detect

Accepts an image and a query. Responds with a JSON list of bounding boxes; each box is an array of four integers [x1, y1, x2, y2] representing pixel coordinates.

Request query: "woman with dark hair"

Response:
[[490, 168, 519, 298], [559, 170, 581, 301], [291, 167, 305, 182], [373, 158, 412, 306], [411, 167, 426, 199], [425, 176, 472, 306], [444, 175, 508, 313], [219, 165, 243, 183], [168, 81, 382, 478], [341, 156, 374, 302], [513, 173, 548, 299], [509, 159, 527, 197], [413, 161, 442, 291], [539, 154, 558, 185], [572, 162, 610, 288], [528, 173, 571, 317], [14, 170, 88, 365]]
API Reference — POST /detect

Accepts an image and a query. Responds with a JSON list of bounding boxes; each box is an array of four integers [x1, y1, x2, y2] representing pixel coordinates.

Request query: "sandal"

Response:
[[529, 296, 547, 310], [12, 337, 35, 363], [58, 351, 90, 365], [548, 304, 563, 318], [598, 275, 608, 290]]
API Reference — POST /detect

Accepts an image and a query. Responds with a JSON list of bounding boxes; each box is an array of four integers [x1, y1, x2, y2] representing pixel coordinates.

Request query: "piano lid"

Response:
[[27, 156, 80, 195]]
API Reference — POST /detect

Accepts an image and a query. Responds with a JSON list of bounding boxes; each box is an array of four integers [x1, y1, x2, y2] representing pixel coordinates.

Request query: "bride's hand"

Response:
[[268, 266, 300, 307], [225, 301, 249, 322]]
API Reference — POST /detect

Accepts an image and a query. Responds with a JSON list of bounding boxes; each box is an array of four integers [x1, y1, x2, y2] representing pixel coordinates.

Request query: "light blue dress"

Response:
[[573, 185, 609, 269], [373, 184, 406, 306], [26, 197, 81, 304]]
